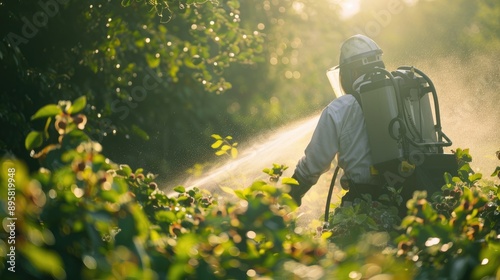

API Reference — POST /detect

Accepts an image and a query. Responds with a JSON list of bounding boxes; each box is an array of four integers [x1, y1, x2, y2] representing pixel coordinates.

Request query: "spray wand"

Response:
[[323, 166, 341, 228]]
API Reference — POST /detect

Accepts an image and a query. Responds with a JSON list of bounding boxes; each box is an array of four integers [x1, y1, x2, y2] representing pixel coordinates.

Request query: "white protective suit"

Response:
[[293, 94, 380, 190]]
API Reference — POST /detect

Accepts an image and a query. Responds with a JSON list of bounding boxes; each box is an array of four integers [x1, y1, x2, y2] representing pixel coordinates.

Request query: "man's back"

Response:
[[294, 94, 376, 189]]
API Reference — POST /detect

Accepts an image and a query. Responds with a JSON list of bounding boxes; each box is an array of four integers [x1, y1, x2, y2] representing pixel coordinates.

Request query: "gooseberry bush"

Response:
[[0, 97, 499, 279]]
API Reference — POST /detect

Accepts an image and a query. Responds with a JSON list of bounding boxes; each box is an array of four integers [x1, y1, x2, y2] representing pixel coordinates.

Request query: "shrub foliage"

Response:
[[0, 99, 499, 279]]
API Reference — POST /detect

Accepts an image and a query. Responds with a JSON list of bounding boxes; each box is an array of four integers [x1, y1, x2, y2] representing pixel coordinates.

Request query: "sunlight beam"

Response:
[[337, 0, 360, 19]]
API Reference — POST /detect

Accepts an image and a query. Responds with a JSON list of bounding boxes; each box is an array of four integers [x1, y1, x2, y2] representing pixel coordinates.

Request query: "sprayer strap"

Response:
[[350, 91, 363, 109]]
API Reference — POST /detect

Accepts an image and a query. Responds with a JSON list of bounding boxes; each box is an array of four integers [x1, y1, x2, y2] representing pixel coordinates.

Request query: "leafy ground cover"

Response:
[[0, 98, 499, 279]]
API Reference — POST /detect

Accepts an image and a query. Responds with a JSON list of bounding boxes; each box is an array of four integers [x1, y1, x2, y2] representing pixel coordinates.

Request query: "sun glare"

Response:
[[338, 0, 360, 19]]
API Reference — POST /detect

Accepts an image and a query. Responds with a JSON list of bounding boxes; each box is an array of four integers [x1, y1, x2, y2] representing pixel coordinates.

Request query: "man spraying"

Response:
[[289, 34, 456, 218]]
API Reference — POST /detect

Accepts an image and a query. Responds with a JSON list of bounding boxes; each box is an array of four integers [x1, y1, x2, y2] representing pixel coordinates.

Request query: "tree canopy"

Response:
[[1, 0, 499, 178]]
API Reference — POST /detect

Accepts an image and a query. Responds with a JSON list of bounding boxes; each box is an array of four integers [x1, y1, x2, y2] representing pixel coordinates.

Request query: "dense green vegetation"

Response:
[[1, 0, 499, 279], [0, 99, 499, 279], [2, 0, 499, 175]]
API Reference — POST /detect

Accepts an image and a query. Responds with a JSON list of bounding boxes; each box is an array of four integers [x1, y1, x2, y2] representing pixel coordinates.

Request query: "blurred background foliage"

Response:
[[1, 0, 499, 184]]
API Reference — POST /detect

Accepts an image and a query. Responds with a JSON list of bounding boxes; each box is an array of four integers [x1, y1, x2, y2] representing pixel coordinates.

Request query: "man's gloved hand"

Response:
[[288, 172, 313, 206]]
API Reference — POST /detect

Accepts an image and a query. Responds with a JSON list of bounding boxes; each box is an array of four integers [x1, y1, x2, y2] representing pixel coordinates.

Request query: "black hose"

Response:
[[324, 166, 341, 225], [398, 66, 442, 140]]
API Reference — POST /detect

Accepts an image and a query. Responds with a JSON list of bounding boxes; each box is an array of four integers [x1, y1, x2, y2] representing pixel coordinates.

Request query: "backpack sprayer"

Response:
[[323, 66, 453, 224]]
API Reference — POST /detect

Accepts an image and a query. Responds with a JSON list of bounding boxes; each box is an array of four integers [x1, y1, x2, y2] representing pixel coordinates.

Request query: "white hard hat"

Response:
[[327, 34, 384, 97], [339, 34, 383, 66]]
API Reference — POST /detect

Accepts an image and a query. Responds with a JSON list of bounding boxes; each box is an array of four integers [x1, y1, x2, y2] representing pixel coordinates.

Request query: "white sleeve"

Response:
[[294, 105, 340, 186]]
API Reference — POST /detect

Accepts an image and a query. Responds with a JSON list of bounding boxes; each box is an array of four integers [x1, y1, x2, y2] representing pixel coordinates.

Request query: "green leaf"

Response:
[[119, 164, 133, 176], [25, 131, 43, 150], [354, 214, 368, 224], [234, 189, 247, 200], [468, 173, 482, 182], [31, 104, 62, 120], [443, 172, 453, 185], [174, 233, 199, 260], [457, 148, 472, 162], [174, 186, 186, 193], [135, 168, 144, 175], [281, 177, 298, 185], [156, 210, 177, 223], [131, 124, 150, 141], [250, 180, 267, 191], [43, 117, 52, 139], [321, 231, 333, 239], [100, 190, 120, 202], [215, 150, 226, 156], [146, 53, 160, 68], [231, 147, 238, 158], [220, 186, 235, 195], [378, 194, 390, 202], [211, 140, 223, 149], [21, 244, 65, 279], [490, 166, 500, 177], [68, 96, 87, 114]]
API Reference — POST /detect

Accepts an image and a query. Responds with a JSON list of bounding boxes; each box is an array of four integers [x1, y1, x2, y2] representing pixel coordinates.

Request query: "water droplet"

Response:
[[83, 255, 97, 269], [246, 231, 256, 239], [246, 269, 256, 277], [48, 189, 57, 199], [73, 187, 84, 198], [348, 271, 361, 279]]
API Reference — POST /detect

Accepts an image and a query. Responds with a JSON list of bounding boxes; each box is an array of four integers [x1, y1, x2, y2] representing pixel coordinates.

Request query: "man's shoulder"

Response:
[[328, 94, 357, 108], [336, 94, 357, 102], [324, 94, 364, 121]]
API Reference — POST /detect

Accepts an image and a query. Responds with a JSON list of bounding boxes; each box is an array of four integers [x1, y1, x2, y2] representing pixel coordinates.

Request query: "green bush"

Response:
[[0, 99, 499, 279]]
